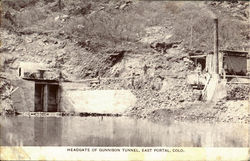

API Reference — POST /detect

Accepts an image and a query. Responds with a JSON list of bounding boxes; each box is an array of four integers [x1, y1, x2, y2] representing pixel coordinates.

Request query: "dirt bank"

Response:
[[126, 83, 249, 124], [145, 100, 249, 124]]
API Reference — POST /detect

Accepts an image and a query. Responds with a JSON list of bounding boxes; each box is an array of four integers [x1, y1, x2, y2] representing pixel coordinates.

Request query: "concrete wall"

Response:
[[10, 81, 137, 114], [59, 82, 89, 112], [18, 62, 48, 77], [60, 82, 137, 114], [11, 79, 35, 112]]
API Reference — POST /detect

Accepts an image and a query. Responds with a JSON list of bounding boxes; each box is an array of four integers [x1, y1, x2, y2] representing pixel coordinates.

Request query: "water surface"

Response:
[[0, 116, 248, 147]]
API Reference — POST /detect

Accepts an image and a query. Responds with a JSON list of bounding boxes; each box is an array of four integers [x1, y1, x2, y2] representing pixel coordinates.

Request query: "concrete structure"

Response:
[[11, 79, 60, 112], [11, 79, 35, 112], [18, 62, 61, 80], [59, 82, 136, 114], [18, 62, 49, 79], [12, 81, 136, 114], [13, 63, 136, 114], [13, 62, 61, 112]]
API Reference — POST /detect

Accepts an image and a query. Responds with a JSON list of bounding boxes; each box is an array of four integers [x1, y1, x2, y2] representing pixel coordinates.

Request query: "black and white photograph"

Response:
[[0, 0, 249, 160]]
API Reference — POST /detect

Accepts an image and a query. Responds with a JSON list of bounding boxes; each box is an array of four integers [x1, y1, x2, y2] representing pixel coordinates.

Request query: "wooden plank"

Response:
[[227, 82, 250, 84], [226, 75, 250, 79], [35, 81, 59, 85], [43, 84, 48, 112], [189, 55, 206, 58], [56, 86, 60, 112]]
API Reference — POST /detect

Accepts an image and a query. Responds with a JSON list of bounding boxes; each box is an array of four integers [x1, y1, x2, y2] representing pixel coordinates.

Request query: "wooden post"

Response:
[[43, 84, 48, 112], [56, 85, 60, 112], [218, 52, 223, 75], [213, 18, 219, 74], [247, 54, 250, 76]]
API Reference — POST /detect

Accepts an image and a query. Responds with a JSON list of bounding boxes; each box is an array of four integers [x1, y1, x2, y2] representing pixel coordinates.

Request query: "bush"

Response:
[[171, 2, 249, 50], [2, 0, 39, 11]]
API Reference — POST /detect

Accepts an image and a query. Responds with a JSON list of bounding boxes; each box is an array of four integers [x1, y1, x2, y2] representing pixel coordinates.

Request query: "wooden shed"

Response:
[[219, 50, 249, 76]]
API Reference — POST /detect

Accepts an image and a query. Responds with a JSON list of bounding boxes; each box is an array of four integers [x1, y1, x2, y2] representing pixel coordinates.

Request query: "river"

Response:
[[0, 116, 248, 147]]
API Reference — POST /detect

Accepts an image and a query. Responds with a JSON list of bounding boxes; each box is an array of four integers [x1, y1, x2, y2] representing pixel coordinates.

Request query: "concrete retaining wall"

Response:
[[11, 79, 35, 112], [60, 82, 136, 114], [10, 81, 137, 114]]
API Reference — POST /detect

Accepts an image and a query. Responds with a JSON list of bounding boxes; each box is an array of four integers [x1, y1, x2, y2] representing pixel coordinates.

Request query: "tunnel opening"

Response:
[[34, 82, 59, 112]]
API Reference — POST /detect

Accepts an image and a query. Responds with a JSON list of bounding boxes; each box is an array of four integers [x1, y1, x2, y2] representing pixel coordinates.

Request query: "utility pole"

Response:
[[190, 16, 193, 49], [213, 18, 219, 74]]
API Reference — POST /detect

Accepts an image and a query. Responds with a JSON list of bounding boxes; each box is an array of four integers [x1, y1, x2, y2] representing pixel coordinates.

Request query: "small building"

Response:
[[190, 50, 250, 76]]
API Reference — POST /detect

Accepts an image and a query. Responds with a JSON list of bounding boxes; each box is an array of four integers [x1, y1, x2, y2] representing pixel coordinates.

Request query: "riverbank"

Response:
[[124, 80, 250, 124], [145, 100, 249, 124]]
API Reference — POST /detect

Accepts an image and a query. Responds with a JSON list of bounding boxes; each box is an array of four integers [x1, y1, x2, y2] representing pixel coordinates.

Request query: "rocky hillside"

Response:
[[1, 0, 249, 78], [0, 0, 249, 122]]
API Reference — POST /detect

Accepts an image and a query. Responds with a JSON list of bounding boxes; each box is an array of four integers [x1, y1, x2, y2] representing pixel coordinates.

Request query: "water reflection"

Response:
[[0, 116, 248, 147], [34, 118, 62, 146]]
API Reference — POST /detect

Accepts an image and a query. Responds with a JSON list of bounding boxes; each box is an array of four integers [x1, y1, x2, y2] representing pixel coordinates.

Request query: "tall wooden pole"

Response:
[[213, 18, 219, 74]]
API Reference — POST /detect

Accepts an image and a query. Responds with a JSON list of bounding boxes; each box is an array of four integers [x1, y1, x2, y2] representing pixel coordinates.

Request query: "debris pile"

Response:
[[226, 84, 250, 100], [213, 99, 249, 123], [126, 78, 197, 118]]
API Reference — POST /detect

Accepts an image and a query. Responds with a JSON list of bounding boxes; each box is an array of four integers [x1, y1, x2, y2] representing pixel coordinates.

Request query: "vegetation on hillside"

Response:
[[1, 0, 249, 52]]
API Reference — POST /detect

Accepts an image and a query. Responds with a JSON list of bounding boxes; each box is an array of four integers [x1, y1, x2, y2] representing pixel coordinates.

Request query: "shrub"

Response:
[[171, 2, 249, 50]]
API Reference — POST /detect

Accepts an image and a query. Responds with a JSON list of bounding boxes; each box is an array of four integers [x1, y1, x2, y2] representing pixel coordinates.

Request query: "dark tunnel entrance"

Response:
[[34, 82, 59, 112]]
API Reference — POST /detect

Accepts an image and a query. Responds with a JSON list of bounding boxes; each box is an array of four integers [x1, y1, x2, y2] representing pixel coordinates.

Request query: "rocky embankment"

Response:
[[0, 78, 15, 115]]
